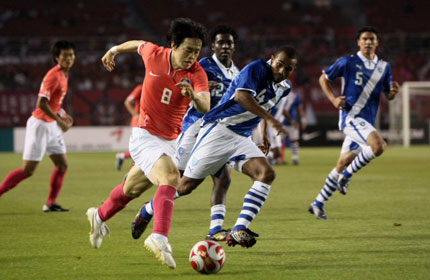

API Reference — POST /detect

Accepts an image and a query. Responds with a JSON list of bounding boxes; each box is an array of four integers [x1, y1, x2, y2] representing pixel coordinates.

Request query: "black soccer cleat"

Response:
[[226, 228, 259, 248], [206, 229, 230, 242], [43, 203, 69, 212], [131, 204, 152, 240]]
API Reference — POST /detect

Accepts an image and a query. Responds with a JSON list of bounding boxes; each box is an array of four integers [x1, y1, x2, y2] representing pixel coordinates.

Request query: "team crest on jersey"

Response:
[[181, 78, 192, 85], [377, 67, 383, 73], [178, 147, 186, 155]]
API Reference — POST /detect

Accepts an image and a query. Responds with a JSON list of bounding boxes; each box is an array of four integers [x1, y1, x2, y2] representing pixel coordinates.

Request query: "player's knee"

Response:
[[163, 171, 180, 187], [260, 167, 276, 184], [56, 163, 68, 171], [372, 140, 386, 156]]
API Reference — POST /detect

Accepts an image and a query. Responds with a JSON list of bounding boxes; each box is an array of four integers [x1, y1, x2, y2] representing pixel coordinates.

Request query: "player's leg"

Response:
[[43, 153, 68, 212], [207, 165, 231, 241], [1, 117, 47, 197], [289, 126, 300, 165], [116, 151, 131, 170], [338, 118, 384, 191]]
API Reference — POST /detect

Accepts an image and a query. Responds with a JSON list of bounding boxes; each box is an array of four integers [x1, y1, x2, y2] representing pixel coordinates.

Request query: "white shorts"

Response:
[[184, 122, 265, 179], [341, 117, 376, 154], [174, 119, 202, 171], [284, 125, 299, 142], [267, 126, 282, 149], [23, 116, 66, 161], [129, 127, 176, 177]]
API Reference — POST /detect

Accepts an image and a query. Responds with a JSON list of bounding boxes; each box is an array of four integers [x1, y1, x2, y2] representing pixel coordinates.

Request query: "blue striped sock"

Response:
[[233, 181, 271, 231], [345, 146, 376, 177], [209, 204, 226, 235], [315, 168, 339, 205]]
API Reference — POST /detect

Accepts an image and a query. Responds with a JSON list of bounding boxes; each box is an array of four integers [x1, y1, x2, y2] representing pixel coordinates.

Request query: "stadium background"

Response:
[[0, 0, 429, 149]]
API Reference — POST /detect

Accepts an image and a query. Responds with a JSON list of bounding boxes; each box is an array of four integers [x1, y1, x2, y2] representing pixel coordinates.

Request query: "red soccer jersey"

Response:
[[137, 42, 209, 140], [32, 65, 68, 122], [127, 84, 143, 127]]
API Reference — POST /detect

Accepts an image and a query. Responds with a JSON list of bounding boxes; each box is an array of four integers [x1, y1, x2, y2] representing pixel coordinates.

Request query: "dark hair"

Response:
[[356, 26, 378, 40], [210, 24, 238, 43], [276, 45, 297, 59], [51, 40, 75, 63], [166, 18, 207, 47]]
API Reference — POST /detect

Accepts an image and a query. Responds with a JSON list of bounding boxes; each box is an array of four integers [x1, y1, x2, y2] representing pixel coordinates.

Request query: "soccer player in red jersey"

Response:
[[86, 18, 209, 269], [0, 41, 75, 212], [115, 83, 143, 170]]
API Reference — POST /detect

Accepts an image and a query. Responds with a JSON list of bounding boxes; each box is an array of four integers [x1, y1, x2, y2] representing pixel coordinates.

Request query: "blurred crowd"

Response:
[[0, 0, 429, 126]]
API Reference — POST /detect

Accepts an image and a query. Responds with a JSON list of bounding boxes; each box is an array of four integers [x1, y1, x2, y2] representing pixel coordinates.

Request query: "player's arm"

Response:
[[101, 40, 145, 72], [235, 90, 287, 136], [261, 120, 270, 155], [385, 81, 400, 100], [124, 96, 138, 117], [37, 97, 72, 132], [176, 81, 210, 113], [298, 105, 307, 129], [319, 73, 345, 109]]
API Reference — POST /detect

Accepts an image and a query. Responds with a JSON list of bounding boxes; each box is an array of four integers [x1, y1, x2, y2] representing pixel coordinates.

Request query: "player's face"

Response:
[[56, 49, 75, 71], [271, 51, 297, 83], [212, 33, 235, 66], [173, 38, 203, 69], [357, 32, 378, 57]]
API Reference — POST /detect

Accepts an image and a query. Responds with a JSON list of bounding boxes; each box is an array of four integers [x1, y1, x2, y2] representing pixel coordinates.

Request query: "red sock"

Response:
[[124, 151, 131, 159], [98, 183, 132, 221], [0, 168, 28, 196], [46, 168, 67, 206], [153, 185, 176, 237]]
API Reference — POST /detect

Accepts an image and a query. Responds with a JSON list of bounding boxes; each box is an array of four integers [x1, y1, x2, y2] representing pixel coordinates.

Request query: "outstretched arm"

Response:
[[101, 40, 145, 72]]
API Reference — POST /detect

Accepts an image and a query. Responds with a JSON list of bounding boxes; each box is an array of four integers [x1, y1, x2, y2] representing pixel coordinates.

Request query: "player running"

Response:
[[86, 18, 209, 269], [309, 26, 399, 220], [131, 24, 240, 242], [0, 41, 75, 212]]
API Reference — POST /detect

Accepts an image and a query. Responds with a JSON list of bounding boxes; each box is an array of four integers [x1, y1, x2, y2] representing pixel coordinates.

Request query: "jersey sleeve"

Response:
[[137, 41, 158, 64], [192, 66, 209, 94], [128, 84, 143, 101], [382, 63, 393, 93], [38, 71, 59, 100], [323, 56, 348, 81], [234, 62, 264, 96]]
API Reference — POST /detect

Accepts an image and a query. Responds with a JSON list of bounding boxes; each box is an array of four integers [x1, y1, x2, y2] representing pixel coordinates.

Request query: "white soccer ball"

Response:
[[189, 240, 226, 274]]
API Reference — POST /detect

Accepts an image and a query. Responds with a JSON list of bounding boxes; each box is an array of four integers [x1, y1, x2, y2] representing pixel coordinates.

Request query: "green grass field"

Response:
[[1, 146, 429, 280]]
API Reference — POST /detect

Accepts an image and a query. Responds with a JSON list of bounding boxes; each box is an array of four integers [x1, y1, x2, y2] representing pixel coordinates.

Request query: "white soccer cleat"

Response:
[[86, 207, 110, 249], [144, 233, 176, 269]]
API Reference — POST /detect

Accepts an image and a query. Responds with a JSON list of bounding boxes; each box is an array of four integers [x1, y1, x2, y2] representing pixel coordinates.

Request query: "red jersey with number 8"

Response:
[[32, 65, 68, 122], [137, 42, 209, 140]]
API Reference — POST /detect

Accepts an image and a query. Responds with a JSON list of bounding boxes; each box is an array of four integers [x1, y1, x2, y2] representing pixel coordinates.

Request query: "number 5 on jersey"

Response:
[[161, 88, 172, 104]]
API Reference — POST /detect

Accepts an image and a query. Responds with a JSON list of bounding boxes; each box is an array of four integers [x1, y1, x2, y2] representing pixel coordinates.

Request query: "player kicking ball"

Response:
[[309, 26, 399, 220], [86, 18, 210, 269]]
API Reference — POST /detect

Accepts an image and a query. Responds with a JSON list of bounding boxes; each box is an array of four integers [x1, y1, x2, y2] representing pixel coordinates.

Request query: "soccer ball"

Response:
[[189, 240, 226, 274]]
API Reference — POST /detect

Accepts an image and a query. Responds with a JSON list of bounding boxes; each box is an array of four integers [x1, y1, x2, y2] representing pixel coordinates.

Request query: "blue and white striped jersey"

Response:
[[203, 59, 292, 137], [323, 51, 392, 130], [272, 91, 301, 126], [182, 54, 239, 132]]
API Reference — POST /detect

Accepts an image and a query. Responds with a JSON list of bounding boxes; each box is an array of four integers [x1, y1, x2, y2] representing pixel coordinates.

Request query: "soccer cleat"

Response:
[[308, 203, 327, 220], [144, 234, 176, 269], [116, 153, 124, 171], [206, 229, 230, 242], [86, 207, 110, 249], [337, 174, 350, 195], [292, 159, 299, 165], [226, 228, 259, 248], [131, 205, 152, 240], [43, 203, 69, 212]]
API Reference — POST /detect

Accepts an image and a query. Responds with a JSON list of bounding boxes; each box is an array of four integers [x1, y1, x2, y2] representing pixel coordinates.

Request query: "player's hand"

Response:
[[301, 118, 307, 130], [388, 81, 400, 100], [176, 81, 194, 99], [332, 96, 346, 109], [101, 50, 116, 72], [267, 117, 288, 136], [292, 120, 300, 129], [262, 135, 271, 155], [57, 118, 72, 132]]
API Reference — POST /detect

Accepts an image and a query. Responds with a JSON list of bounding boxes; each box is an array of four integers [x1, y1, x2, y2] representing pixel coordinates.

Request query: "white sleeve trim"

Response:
[[38, 92, 50, 101], [137, 42, 146, 55]]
